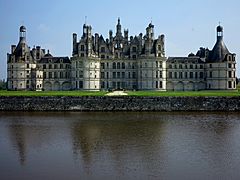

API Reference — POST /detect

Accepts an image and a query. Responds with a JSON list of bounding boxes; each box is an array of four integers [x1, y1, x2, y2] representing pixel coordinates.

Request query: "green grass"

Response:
[[126, 90, 240, 97], [0, 90, 107, 97], [0, 89, 240, 97]]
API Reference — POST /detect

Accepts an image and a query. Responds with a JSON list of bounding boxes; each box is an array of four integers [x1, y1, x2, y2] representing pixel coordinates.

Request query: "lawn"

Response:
[[0, 90, 107, 97], [126, 90, 240, 97], [0, 90, 240, 97]]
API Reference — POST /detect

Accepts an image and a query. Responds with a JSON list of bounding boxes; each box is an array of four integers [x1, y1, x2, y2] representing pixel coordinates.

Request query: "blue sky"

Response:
[[0, 0, 239, 79]]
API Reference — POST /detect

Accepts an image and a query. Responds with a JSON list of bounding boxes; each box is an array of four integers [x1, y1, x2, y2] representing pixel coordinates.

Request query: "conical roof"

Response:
[[208, 39, 229, 62]]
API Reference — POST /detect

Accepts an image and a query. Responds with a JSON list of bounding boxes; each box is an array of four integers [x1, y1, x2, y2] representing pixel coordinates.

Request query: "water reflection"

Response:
[[1, 112, 240, 180]]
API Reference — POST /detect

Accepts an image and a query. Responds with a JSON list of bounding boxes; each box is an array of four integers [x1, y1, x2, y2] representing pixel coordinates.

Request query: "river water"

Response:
[[1, 112, 240, 180]]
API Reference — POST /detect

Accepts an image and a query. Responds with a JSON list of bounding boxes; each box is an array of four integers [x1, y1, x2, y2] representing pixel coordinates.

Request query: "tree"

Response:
[[0, 79, 7, 90]]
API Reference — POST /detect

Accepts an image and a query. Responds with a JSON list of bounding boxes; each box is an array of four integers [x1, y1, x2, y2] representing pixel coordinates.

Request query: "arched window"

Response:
[[122, 62, 125, 69], [113, 62, 116, 69], [117, 62, 120, 69]]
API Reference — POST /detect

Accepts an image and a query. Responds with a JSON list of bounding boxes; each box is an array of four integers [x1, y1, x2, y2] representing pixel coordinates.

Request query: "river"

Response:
[[1, 112, 240, 180]]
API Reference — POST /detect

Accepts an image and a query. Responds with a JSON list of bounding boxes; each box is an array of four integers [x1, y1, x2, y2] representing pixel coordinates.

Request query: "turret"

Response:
[[19, 26, 26, 41], [146, 23, 154, 40], [72, 33, 77, 55], [95, 33, 99, 53], [116, 18, 122, 37], [217, 25, 223, 41]]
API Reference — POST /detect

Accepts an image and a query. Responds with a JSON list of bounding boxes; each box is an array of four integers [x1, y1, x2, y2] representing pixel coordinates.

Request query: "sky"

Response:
[[0, 0, 240, 79]]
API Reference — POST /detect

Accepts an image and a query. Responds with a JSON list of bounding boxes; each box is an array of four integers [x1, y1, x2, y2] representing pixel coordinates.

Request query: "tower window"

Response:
[[101, 47, 105, 53], [132, 46, 137, 53], [228, 81, 232, 88], [80, 45, 85, 51]]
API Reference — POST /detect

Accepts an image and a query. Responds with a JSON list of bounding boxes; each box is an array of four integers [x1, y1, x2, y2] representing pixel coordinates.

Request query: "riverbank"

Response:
[[0, 96, 240, 111]]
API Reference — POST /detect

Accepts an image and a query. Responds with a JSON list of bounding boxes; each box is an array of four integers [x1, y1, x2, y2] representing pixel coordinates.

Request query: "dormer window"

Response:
[[100, 47, 105, 53], [80, 45, 85, 51], [132, 46, 137, 53]]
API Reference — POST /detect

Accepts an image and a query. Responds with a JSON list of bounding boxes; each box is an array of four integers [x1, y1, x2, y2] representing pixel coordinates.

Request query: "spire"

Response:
[[116, 17, 122, 36], [118, 17, 120, 25]]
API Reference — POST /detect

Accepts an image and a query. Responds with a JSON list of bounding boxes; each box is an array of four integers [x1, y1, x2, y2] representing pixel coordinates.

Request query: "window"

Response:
[[228, 71, 232, 78], [132, 55, 136, 59], [60, 64, 63, 69], [80, 45, 85, 51], [117, 72, 120, 78], [190, 72, 193, 78], [169, 72, 172, 78], [43, 64, 46, 69], [174, 72, 177, 78], [156, 71, 158, 78], [27, 64, 29, 68], [122, 62, 125, 69], [179, 64, 182, 69], [49, 64, 52, 69], [54, 72, 58, 78], [195, 72, 198, 79], [101, 81, 105, 88], [43, 72, 46, 79], [113, 62, 116, 69], [60, 72, 63, 78], [228, 63, 232, 68], [185, 72, 188, 78], [200, 65, 204, 69], [179, 72, 183, 78], [54, 64, 58, 69], [101, 72, 105, 78], [79, 81, 83, 88], [159, 71, 162, 78], [113, 72, 116, 78], [156, 81, 158, 88], [200, 72, 204, 78], [209, 72, 212, 78], [101, 55, 105, 59], [106, 72, 109, 79], [122, 72, 125, 78], [228, 81, 232, 88], [49, 72, 52, 78], [117, 62, 120, 69], [190, 64, 193, 69], [81, 53, 84, 57], [101, 47, 105, 53], [132, 72, 136, 78], [169, 64, 172, 69], [132, 46, 137, 53], [159, 81, 163, 88], [158, 45, 161, 51], [209, 64, 212, 68], [101, 63, 105, 69]]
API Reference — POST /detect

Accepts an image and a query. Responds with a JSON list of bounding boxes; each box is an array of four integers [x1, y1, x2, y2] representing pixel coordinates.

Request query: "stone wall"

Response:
[[0, 96, 240, 111]]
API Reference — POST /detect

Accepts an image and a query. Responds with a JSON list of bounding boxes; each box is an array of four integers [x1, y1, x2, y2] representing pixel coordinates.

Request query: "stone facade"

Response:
[[7, 19, 236, 91]]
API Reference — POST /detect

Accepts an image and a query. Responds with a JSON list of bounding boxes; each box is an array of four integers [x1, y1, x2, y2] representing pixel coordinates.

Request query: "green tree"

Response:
[[0, 79, 7, 90]]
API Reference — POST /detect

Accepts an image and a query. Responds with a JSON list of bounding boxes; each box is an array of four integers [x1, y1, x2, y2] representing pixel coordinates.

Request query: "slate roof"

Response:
[[39, 57, 70, 63]]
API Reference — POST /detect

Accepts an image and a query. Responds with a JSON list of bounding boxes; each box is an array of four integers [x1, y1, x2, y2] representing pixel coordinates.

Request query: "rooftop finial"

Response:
[[85, 16, 87, 24], [118, 17, 120, 24]]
